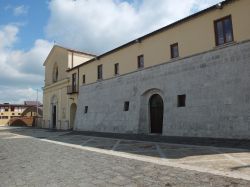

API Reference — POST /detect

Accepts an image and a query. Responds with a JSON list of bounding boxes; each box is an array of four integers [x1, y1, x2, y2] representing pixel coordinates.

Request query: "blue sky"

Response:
[[0, 0, 49, 50], [0, 0, 222, 103]]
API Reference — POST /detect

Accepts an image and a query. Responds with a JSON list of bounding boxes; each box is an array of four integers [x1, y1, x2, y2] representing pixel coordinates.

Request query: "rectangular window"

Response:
[[72, 73, 77, 92], [82, 74, 86, 84], [137, 55, 144, 69], [177, 95, 186, 107], [214, 15, 234, 46], [4, 107, 8, 112], [114, 63, 119, 75], [2, 116, 8, 119], [170, 43, 179, 59], [124, 101, 130, 111], [84, 106, 88, 114], [97, 65, 103, 80]]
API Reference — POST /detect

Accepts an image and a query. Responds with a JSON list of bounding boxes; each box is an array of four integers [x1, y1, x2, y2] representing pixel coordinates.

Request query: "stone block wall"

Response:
[[75, 41, 250, 139]]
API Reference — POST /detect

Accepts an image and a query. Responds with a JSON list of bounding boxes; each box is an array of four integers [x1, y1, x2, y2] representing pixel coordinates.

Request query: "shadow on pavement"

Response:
[[2, 127, 250, 160]]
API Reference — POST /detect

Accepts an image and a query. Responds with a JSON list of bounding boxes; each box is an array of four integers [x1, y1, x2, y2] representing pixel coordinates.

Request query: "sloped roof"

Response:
[[43, 45, 96, 66], [24, 101, 42, 106]]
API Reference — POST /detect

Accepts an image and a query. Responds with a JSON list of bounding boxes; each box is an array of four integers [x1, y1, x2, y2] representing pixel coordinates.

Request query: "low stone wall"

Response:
[[75, 41, 250, 139]]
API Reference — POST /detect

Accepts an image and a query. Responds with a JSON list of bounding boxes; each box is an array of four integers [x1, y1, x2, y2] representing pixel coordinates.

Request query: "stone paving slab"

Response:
[[1, 127, 250, 186]]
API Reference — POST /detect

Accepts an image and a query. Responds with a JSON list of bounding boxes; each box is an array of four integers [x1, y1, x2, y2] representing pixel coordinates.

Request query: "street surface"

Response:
[[0, 127, 250, 187]]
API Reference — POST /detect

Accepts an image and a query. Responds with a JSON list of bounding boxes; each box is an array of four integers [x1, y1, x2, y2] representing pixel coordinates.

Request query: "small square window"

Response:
[[170, 43, 179, 59], [124, 101, 129, 111], [114, 63, 119, 75], [177, 95, 186, 107], [82, 74, 86, 84], [84, 106, 88, 114], [137, 55, 144, 69]]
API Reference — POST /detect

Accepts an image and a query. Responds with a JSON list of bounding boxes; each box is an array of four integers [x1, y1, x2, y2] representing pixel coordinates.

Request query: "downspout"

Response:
[[71, 52, 74, 68], [78, 67, 79, 93]]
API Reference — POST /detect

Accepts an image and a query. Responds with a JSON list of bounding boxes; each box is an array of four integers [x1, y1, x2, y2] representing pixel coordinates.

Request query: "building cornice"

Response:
[[43, 78, 69, 90]]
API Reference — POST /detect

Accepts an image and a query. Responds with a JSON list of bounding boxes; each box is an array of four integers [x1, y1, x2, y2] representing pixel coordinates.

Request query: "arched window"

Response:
[[53, 63, 58, 82]]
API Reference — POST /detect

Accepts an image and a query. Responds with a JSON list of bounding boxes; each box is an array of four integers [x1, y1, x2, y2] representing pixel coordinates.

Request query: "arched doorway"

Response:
[[51, 95, 58, 129], [149, 94, 164, 134], [70, 103, 77, 129]]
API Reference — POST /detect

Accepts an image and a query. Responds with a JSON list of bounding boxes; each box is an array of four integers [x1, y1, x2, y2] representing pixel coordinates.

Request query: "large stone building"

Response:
[[43, 0, 250, 139]]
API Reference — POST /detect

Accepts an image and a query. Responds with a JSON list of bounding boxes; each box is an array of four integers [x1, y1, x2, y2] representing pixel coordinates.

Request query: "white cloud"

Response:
[[0, 25, 19, 49], [0, 24, 52, 104], [46, 0, 222, 54], [13, 5, 29, 16], [0, 86, 42, 104]]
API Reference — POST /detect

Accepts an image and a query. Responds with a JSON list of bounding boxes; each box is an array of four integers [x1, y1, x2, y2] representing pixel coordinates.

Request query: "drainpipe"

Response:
[[71, 52, 74, 68], [77, 67, 79, 93]]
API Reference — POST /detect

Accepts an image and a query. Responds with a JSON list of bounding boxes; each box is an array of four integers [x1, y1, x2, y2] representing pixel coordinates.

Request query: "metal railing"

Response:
[[67, 85, 78, 94]]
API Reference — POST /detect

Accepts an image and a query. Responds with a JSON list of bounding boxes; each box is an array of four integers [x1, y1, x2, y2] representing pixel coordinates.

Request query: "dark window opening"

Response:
[[178, 95, 186, 107], [84, 106, 88, 114], [4, 107, 8, 112], [72, 73, 77, 92], [97, 65, 103, 80], [114, 63, 119, 75], [11, 106, 15, 112], [82, 74, 86, 84], [170, 43, 179, 59], [137, 55, 144, 69], [124, 101, 130, 111], [214, 15, 234, 46]]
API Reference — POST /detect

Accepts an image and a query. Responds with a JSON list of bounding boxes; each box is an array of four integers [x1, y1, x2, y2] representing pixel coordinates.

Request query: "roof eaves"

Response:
[[67, 0, 234, 72]]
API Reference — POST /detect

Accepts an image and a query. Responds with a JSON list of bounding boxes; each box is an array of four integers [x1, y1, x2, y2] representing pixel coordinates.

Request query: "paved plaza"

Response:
[[0, 127, 250, 186]]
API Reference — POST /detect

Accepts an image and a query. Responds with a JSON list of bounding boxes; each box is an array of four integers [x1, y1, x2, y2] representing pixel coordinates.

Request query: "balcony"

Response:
[[67, 85, 78, 94]]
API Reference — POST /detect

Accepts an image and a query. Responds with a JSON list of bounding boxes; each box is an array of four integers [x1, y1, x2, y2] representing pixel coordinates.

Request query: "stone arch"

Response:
[[21, 106, 43, 117], [52, 63, 59, 83], [138, 88, 165, 134], [70, 103, 77, 129], [9, 119, 27, 126]]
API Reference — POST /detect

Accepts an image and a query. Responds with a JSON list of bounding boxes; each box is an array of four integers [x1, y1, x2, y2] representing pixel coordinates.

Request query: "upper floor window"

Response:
[[52, 63, 59, 83], [82, 74, 86, 84], [114, 63, 119, 75], [170, 43, 179, 59], [137, 55, 144, 69], [214, 15, 234, 46], [97, 65, 103, 80]]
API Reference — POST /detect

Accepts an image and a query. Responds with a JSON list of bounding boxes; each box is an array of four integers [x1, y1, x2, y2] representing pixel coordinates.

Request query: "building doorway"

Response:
[[70, 103, 77, 129], [149, 94, 163, 134], [52, 105, 56, 129]]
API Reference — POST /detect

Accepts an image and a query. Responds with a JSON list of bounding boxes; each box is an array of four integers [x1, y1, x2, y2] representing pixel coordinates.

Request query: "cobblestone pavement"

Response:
[[1, 127, 250, 187]]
